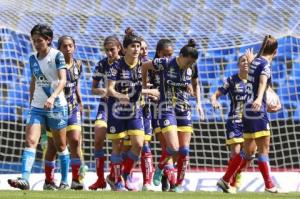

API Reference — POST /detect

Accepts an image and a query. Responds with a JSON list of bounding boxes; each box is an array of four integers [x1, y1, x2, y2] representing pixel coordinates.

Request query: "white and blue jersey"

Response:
[[30, 48, 67, 109], [243, 57, 272, 138], [27, 48, 68, 130]]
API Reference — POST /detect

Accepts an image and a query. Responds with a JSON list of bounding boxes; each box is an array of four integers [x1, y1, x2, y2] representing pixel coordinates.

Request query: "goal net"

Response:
[[0, 0, 300, 175]]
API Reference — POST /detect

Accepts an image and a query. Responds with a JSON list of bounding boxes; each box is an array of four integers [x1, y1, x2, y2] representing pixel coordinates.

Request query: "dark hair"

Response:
[[30, 24, 53, 46], [154, 39, 173, 59], [57, 35, 75, 49], [179, 39, 198, 59], [123, 27, 141, 48], [257, 35, 278, 57], [238, 54, 246, 64], [104, 35, 123, 56]]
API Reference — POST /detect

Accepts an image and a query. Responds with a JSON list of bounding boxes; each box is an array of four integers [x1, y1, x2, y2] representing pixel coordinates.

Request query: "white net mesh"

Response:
[[0, 0, 300, 174]]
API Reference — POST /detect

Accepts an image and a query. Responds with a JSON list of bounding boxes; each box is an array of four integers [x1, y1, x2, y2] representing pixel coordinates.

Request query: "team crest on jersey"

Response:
[[187, 68, 192, 76], [110, 126, 116, 133], [229, 131, 235, 138], [110, 68, 118, 76], [164, 119, 170, 126]]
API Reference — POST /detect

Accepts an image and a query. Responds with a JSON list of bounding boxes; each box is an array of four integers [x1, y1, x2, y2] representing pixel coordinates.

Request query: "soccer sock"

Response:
[[258, 154, 274, 189], [176, 146, 189, 186], [45, 160, 55, 183], [158, 147, 177, 170], [58, 148, 70, 184], [222, 151, 244, 183], [123, 151, 139, 176], [95, 149, 105, 181], [70, 158, 81, 181], [110, 153, 123, 183], [141, 144, 153, 185], [163, 164, 176, 186], [21, 148, 36, 181]]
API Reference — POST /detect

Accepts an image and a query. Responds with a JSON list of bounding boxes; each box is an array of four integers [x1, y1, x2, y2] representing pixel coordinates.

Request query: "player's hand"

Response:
[[211, 99, 221, 110], [44, 96, 55, 110], [245, 48, 255, 64], [149, 89, 160, 99], [252, 98, 262, 112], [98, 88, 107, 97], [197, 103, 205, 121], [187, 85, 194, 96]]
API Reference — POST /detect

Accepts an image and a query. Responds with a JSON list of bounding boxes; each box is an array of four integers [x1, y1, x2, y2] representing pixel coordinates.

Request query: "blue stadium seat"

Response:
[[155, 14, 184, 36], [85, 16, 116, 36], [269, 107, 289, 121], [65, 0, 99, 15], [0, 106, 17, 121], [119, 16, 150, 36], [291, 62, 300, 79], [52, 15, 81, 36], [17, 12, 52, 34], [272, 62, 286, 80]]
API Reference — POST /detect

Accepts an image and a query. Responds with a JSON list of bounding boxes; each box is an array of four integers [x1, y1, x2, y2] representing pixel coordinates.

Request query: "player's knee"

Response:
[[179, 146, 190, 156], [26, 137, 38, 148], [166, 146, 178, 156]]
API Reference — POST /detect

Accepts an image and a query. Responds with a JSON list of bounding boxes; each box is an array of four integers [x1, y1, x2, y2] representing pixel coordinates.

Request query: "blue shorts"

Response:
[[95, 102, 107, 128], [26, 106, 68, 130], [225, 120, 244, 145], [243, 104, 270, 139], [107, 108, 145, 140], [66, 106, 81, 132], [159, 108, 193, 134]]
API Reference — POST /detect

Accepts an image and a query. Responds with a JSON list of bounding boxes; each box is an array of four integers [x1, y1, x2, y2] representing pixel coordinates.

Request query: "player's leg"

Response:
[[49, 108, 69, 189], [8, 108, 44, 190], [43, 130, 58, 190]]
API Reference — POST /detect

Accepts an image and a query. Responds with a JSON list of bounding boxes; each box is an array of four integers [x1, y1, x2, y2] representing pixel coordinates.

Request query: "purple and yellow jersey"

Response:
[[108, 57, 143, 117], [64, 59, 82, 114], [243, 57, 272, 137], [152, 57, 193, 112], [218, 74, 247, 123]]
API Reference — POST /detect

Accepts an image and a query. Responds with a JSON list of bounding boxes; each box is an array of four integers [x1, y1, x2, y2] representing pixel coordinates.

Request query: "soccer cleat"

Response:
[[88, 179, 107, 190], [229, 186, 237, 194], [8, 178, 30, 190], [161, 175, 170, 192], [114, 177, 126, 192], [58, 182, 70, 190], [124, 174, 138, 191], [169, 185, 183, 193], [235, 173, 242, 188], [71, 180, 84, 190], [265, 186, 278, 193], [142, 183, 154, 191], [153, 166, 163, 186], [43, 181, 58, 190], [216, 178, 231, 193], [106, 174, 116, 191]]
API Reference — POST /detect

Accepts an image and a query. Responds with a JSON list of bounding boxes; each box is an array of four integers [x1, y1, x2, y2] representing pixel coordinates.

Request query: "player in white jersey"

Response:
[[8, 24, 69, 190]]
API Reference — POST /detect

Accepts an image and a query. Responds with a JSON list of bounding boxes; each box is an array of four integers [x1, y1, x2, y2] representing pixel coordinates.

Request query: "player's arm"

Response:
[[252, 74, 268, 112], [210, 89, 223, 109], [107, 79, 129, 103], [91, 79, 107, 97], [192, 77, 205, 120], [29, 75, 35, 105], [142, 61, 156, 89], [76, 78, 83, 114]]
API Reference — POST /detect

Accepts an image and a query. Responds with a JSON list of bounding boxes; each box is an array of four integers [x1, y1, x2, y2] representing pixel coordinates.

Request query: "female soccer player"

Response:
[[211, 55, 249, 192], [8, 24, 68, 190], [106, 28, 158, 191], [89, 35, 122, 190], [142, 39, 199, 192], [217, 35, 281, 193], [43, 36, 84, 190]]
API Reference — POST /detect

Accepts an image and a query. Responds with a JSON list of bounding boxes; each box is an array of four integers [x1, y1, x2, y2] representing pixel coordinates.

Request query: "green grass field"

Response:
[[0, 191, 299, 199]]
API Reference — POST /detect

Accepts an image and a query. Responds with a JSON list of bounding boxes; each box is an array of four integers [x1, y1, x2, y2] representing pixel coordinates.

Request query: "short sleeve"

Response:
[[218, 77, 231, 95], [152, 58, 169, 71], [107, 62, 119, 81], [92, 61, 103, 81], [260, 63, 271, 79], [55, 52, 66, 70]]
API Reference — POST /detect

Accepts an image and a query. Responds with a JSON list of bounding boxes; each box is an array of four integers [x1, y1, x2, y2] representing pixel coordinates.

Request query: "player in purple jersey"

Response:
[[211, 55, 249, 192], [106, 28, 158, 191], [89, 36, 122, 190], [217, 35, 282, 194], [42, 36, 84, 190], [142, 39, 199, 192], [8, 24, 68, 190]]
